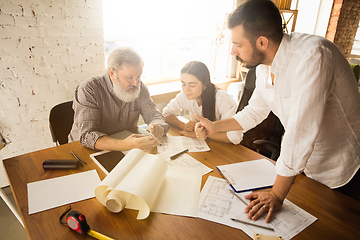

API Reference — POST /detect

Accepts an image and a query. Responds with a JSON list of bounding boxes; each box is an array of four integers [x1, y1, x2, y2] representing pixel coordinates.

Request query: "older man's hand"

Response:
[[147, 123, 164, 138]]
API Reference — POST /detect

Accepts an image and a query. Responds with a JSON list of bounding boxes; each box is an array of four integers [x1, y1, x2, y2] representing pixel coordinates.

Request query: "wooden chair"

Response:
[[49, 101, 74, 146], [237, 68, 284, 160]]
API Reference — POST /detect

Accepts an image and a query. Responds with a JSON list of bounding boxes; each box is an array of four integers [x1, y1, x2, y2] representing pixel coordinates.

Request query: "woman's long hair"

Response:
[[181, 61, 216, 121]]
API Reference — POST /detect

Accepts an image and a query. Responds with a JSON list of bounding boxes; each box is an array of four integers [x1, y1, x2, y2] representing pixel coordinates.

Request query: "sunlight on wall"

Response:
[[294, 0, 332, 37], [102, 0, 235, 83]]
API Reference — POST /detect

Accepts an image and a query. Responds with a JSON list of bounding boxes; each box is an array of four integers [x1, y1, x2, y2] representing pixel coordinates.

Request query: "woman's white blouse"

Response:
[[162, 89, 243, 144]]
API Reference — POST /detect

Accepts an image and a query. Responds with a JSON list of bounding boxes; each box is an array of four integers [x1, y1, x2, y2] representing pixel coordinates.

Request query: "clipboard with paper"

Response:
[[217, 159, 277, 193]]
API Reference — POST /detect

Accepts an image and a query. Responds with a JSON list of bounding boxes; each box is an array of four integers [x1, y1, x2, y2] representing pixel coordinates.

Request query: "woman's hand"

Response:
[[179, 130, 197, 138], [184, 120, 196, 132]]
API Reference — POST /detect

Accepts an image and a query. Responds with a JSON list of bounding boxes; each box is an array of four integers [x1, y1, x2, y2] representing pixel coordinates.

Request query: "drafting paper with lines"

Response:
[[157, 136, 210, 153], [198, 176, 317, 240], [156, 152, 212, 176]]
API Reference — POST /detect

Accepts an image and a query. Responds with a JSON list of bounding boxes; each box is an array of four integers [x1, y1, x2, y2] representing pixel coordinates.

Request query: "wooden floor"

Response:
[[0, 186, 28, 240]]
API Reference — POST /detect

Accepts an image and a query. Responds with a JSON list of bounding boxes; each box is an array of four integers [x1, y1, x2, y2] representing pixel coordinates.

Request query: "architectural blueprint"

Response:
[[157, 136, 210, 153], [157, 152, 212, 176], [198, 176, 317, 240]]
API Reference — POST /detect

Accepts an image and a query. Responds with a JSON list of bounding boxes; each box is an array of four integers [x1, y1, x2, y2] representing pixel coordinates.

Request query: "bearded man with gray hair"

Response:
[[69, 47, 168, 152]]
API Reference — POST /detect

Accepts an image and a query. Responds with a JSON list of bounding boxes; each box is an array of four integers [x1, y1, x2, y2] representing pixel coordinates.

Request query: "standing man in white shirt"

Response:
[[195, 0, 360, 223]]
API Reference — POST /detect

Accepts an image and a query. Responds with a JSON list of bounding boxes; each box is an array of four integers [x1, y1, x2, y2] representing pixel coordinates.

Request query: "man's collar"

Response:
[[271, 33, 290, 76], [104, 71, 118, 98]]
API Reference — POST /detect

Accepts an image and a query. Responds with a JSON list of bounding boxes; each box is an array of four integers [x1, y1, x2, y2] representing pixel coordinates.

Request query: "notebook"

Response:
[[217, 159, 277, 193]]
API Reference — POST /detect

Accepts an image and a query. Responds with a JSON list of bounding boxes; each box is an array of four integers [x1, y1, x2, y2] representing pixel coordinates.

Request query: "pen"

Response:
[[231, 218, 275, 231], [71, 151, 87, 165], [140, 127, 162, 146], [229, 189, 248, 206], [149, 127, 163, 146], [218, 169, 235, 186], [170, 149, 188, 160]]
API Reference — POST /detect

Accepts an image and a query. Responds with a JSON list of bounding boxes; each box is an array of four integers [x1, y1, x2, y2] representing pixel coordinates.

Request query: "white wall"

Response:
[[0, 0, 106, 187]]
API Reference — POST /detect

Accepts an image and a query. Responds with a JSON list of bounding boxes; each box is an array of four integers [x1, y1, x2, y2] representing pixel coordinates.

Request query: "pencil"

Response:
[[170, 149, 188, 160], [230, 218, 275, 231], [229, 189, 248, 206], [71, 151, 87, 165]]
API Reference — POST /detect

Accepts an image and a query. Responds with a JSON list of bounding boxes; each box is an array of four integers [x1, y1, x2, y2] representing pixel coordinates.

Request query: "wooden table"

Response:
[[3, 127, 360, 239]]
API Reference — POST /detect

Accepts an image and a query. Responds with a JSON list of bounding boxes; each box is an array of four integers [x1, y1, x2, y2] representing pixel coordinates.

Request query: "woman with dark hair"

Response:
[[162, 61, 243, 144]]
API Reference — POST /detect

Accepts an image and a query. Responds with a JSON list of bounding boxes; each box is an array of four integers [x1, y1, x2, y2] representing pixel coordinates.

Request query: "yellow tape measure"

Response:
[[60, 206, 114, 240], [253, 233, 283, 240], [88, 229, 114, 240]]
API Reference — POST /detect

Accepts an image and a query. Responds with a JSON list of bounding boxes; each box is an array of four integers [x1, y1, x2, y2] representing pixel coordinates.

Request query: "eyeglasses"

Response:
[[121, 74, 143, 83], [114, 69, 143, 83]]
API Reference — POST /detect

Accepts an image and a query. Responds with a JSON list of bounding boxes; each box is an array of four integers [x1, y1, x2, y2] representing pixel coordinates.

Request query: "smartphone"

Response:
[[138, 127, 155, 138]]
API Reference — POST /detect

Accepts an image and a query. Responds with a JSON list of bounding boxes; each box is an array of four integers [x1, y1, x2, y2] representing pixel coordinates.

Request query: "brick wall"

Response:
[[326, 0, 360, 59], [0, 0, 105, 186]]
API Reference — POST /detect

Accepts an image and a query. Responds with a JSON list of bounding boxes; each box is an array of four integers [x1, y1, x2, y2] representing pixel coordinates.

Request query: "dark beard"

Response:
[[236, 55, 260, 69], [235, 48, 265, 69]]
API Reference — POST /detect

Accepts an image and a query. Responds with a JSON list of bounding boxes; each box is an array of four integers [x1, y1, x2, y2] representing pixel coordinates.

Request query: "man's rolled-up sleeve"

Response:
[[139, 83, 169, 135], [72, 84, 106, 149]]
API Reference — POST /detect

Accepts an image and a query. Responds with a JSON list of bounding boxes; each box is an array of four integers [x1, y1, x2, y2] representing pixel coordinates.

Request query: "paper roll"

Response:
[[94, 149, 168, 219], [105, 191, 127, 213]]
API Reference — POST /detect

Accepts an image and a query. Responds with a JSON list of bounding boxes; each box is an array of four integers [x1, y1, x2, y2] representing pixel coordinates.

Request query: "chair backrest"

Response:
[[349, 62, 359, 83], [237, 67, 284, 159], [49, 101, 74, 145]]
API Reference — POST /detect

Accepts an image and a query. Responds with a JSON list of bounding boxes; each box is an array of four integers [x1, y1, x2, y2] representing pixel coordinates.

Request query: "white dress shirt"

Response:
[[233, 33, 360, 188], [163, 89, 243, 144]]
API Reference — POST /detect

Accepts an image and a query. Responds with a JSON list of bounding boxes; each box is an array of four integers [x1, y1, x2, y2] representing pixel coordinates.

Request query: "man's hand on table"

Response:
[[243, 175, 296, 223], [244, 191, 284, 223]]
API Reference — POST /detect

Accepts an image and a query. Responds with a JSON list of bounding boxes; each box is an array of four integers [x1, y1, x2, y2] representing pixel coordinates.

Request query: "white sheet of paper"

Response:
[[95, 149, 202, 219], [151, 165, 202, 217], [27, 170, 101, 215], [157, 136, 210, 153], [217, 159, 277, 192], [198, 176, 317, 240], [157, 152, 213, 176]]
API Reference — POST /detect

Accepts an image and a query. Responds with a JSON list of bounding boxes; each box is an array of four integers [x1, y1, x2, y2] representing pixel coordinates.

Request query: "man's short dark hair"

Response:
[[228, 0, 283, 45]]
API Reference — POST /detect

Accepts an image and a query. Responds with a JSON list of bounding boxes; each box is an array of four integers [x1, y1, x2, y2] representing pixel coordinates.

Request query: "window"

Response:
[[351, 21, 360, 57], [102, 0, 235, 84]]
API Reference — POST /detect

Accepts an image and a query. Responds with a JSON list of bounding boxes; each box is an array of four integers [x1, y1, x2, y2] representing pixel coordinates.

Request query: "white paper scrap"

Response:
[[27, 170, 101, 215]]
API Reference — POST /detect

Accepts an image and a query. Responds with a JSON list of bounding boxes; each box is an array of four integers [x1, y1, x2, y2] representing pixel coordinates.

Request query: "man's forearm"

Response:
[[94, 136, 129, 152], [271, 174, 297, 201], [214, 117, 243, 133], [208, 132, 232, 143]]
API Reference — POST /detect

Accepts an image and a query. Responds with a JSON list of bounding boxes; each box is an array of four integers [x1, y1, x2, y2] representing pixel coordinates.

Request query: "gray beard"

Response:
[[113, 80, 140, 102]]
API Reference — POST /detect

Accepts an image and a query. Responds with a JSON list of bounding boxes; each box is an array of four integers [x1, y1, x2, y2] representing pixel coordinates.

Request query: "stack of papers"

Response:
[[217, 159, 277, 193]]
